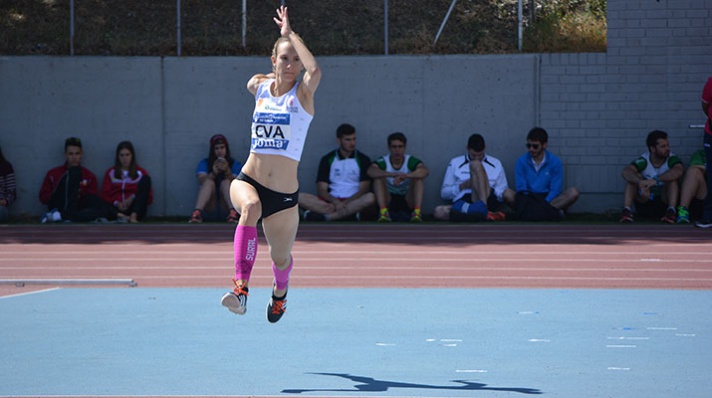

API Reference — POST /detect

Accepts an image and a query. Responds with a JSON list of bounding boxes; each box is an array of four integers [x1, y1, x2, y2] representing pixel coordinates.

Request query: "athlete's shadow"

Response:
[[282, 372, 542, 395]]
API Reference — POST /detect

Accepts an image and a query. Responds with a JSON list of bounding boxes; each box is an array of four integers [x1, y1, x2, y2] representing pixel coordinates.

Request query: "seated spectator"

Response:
[[620, 130, 683, 223], [299, 123, 376, 221], [0, 144, 16, 223], [434, 133, 515, 222], [694, 76, 712, 229], [189, 134, 242, 223], [676, 148, 706, 223], [39, 137, 111, 223], [368, 132, 429, 222], [100, 141, 154, 223], [514, 127, 579, 221]]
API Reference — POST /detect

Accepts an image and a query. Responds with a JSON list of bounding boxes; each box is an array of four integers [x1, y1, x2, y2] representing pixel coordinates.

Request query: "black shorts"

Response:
[[634, 196, 667, 219], [457, 189, 501, 211], [237, 172, 298, 219]]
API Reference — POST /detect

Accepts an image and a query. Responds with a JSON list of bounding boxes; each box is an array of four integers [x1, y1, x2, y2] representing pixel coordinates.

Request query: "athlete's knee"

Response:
[[238, 199, 262, 220], [271, 255, 292, 270], [363, 192, 376, 206], [567, 187, 580, 200], [200, 179, 216, 190]]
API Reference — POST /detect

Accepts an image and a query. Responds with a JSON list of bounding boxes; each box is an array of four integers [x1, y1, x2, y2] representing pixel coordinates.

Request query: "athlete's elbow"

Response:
[[306, 64, 321, 80]]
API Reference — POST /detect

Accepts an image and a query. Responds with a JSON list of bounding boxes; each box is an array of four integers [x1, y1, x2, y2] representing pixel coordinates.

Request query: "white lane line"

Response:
[[0, 287, 60, 299]]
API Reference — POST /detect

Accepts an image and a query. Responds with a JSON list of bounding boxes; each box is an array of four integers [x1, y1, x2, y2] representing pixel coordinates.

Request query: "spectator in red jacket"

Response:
[[39, 137, 109, 223], [0, 144, 16, 223], [100, 141, 153, 223]]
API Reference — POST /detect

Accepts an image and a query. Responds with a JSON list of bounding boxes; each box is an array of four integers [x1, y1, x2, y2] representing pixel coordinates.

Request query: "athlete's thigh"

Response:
[[261, 206, 299, 263], [230, 179, 262, 223]]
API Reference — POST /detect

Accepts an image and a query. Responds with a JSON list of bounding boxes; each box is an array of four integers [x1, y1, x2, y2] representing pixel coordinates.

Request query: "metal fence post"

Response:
[[384, 0, 389, 55], [242, 0, 247, 48], [70, 0, 75, 55], [176, 0, 182, 56]]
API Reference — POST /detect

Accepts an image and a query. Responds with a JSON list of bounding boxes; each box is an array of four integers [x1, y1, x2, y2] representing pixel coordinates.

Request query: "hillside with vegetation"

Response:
[[1, 0, 606, 56]]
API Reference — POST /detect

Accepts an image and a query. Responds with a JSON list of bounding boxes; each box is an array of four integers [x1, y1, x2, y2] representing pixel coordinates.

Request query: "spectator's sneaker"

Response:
[[41, 209, 62, 224], [486, 211, 506, 221], [220, 280, 249, 315], [410, 208, 423, 223], [694, 219, 712, 228], [189, 209, 203, 223], [676, 206, 690, 223], [619, 208, 634, 223], [661, 207, 676, 224], [266, 290, 287, 323], [226, 209, 239, 223], [303, 210, 326, 222], [378, 210, 392, 222]]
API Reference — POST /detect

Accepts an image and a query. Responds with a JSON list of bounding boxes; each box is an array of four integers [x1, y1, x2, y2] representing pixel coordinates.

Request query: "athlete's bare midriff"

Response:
[[241, 153, 299, 193]]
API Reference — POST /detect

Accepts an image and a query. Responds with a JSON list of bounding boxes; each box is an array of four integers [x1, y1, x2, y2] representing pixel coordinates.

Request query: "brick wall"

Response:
[[539, 0, 712, 211]]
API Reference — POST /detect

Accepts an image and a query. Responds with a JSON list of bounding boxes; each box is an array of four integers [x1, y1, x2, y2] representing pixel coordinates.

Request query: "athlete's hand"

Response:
[[273, 6, 292, 37], [117, 201, 129, 212], [638, 179, 656, 190], [392, 173, 408, 186], [333, 201, 347, 212]]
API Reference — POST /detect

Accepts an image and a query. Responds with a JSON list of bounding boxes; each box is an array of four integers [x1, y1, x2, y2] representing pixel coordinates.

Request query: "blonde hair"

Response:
[[271, 37, 291, 58]]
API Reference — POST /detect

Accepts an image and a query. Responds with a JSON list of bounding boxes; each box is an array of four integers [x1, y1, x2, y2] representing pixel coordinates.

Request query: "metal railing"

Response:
[[67, 0, 531, 56]]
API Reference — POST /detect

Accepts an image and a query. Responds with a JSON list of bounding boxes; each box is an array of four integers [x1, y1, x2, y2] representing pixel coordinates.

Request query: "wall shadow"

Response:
[[0, 222, 709, 246]]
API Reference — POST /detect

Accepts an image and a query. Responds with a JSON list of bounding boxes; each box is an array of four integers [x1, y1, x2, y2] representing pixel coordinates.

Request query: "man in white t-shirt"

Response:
[[298, 123, 376, 221]]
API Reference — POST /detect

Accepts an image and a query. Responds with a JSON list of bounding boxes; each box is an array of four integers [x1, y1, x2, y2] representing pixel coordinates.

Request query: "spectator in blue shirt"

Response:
[[515, 127, 579, 218], [189, 134, 243, 223]]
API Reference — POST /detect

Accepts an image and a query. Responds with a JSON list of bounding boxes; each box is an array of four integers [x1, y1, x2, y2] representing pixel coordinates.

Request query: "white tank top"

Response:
[[250, 79, 313, 161]]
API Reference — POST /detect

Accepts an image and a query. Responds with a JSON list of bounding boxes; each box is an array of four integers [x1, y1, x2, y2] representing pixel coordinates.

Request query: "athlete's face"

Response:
[[118, 148, 132, 170], [272, 42, 302, 82], [650, 138, 670, 159], [65, 145, 82, 168], [338, 133, 357, 154], [388, 139, 406, 162]]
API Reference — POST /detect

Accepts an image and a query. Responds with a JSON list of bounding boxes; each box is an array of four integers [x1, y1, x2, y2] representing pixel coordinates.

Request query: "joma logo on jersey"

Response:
[[254, 124, 286, 139], [252, 138, 289, 150]]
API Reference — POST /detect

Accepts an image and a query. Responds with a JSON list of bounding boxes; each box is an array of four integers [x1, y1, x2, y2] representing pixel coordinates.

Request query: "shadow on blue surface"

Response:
[[283, 372, 542, 394], [2, 288, 711, 397]]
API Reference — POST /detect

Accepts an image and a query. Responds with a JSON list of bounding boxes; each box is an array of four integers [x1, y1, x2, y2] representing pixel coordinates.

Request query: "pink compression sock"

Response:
[[234, 225, 258, 281], [272, 257, 294, 291]]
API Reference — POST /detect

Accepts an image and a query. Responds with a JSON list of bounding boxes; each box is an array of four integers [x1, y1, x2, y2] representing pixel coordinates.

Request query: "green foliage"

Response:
[[523, 0, 606, 52], [0, 0, 606, 56]]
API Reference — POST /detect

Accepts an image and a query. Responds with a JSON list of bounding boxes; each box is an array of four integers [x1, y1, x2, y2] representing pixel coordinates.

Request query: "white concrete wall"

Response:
[[1, 54, 538, 218], [1, 0, 710, 218]]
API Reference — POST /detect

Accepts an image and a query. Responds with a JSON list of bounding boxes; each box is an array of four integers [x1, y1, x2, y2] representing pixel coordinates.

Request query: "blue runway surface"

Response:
[[1, 287, 711, 397]]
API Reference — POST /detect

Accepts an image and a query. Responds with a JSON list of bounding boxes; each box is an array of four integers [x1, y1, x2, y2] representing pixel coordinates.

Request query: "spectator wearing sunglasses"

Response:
[[514, 127, 579, 220]]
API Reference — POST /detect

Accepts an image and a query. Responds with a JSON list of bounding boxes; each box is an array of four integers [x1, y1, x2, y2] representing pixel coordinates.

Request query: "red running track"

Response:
[[1, 223, 712, 296]]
